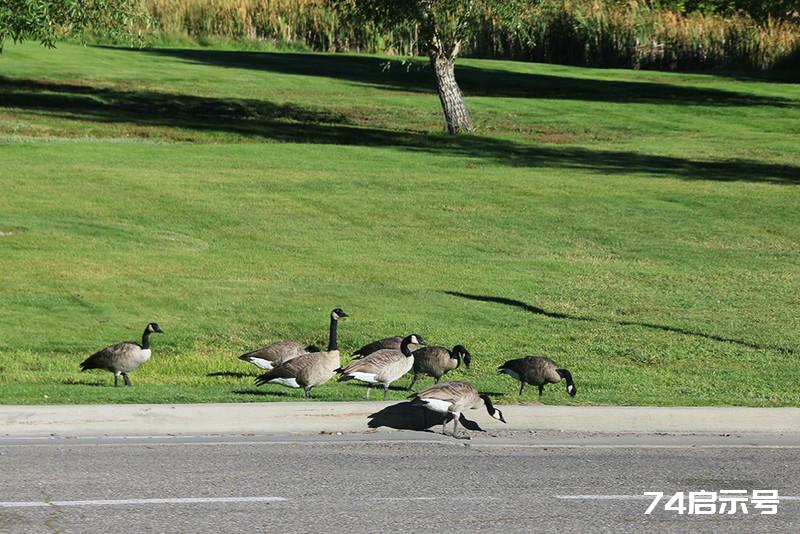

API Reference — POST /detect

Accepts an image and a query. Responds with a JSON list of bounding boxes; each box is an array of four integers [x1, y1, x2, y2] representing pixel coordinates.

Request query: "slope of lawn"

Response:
[[0, 42, 798, 406]]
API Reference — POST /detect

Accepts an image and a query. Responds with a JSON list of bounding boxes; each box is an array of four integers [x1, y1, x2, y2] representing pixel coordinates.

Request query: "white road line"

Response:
[[0, 497, 287, 508], [471, 444, 800, 449], [555, 495, 649, 500], [555, 495, 800, 501], [371, 496, 501, 502]]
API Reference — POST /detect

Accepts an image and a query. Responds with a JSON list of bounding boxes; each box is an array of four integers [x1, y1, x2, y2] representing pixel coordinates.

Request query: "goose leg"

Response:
[[452, 412, 461, 438], [434, 376, 441, 385], [383, 384, 389, 400], [114, 374, 119, 387], [442, 415, 448, 435], [304, 387, 312, 399], [519, 382, 525, 395], [538, 385, 544, 396], [408, 374, 418, 391], [365, 386, 371, 400], [122, 373, 132, 386]]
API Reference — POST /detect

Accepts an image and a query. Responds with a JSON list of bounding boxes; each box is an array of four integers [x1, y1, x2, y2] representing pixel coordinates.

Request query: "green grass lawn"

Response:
[[0, 42, 798, 406]]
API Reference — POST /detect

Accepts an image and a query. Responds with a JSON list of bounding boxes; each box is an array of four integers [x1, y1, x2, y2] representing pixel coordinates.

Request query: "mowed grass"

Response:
[[0, 42, 798, 406]]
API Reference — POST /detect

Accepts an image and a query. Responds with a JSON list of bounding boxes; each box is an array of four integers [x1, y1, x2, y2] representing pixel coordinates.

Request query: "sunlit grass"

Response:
[[0, 42, 798, 406]]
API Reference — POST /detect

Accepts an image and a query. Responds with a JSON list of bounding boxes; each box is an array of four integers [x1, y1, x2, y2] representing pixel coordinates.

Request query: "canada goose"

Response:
[[79, 322, 164, 386], [337, 334, 427, 399], [408, 344, 471, 390], [254, 308, 348, 398], [239, 308, 347, 370], [352, 336, 422, 359], [498, 355, 577, 397], [409, 381, 506, 438]]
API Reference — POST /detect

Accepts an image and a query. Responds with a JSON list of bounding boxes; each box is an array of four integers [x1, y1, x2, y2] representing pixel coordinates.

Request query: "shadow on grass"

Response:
[[445, 291, 796, 354], [207, 371, 252, 378], [233, 388, 299, 398], [3, 76, 799, 185], [131, 47, 797, 107], [367, 401, 483, 432], [61, 378, 107, 387]]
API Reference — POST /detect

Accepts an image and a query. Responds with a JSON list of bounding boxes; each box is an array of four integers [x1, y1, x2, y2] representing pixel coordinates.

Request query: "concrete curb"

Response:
[[1, 403, 798, 437]]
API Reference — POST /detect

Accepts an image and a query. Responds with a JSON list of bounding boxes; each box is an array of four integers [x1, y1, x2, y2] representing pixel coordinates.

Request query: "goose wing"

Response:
[[340, 349, 404, 374], [80, 341, 142, 371], [412, 346, 451, 374], [240, 341, 307, 364], [412, 380, 476, 403], [523, 355, 560, 382], [254, 352, 312, 384], [352, 336, 403, 357]]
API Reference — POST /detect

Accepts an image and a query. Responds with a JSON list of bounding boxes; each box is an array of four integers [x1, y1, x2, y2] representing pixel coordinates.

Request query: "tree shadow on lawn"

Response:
[[130, 47, 798, 107], [444, 291, 797, 354], [2, 75, 799, 185]]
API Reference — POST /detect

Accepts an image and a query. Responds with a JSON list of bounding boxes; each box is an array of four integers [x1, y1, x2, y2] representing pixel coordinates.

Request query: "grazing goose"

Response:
[[498, 355, 577, 397], [254, 307, 348, 398], [240, 308, 347, 370], [408, 344, 471, 390], [337, 334, 427, 399], [239, 341, 321, 371], [352, 335, 422, 359], [410, 381, 506, 438], [79, 322, 164, 386]]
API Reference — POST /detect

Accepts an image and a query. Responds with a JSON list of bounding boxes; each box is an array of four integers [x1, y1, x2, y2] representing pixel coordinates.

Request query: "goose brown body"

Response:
[[410, 380, 506, 437], [239, 341, 319, 370], [498, 355, 577, 397], [338, 334, 426, 399], [79, 323, 163, 386], [352, 336, 422, 358], [409, 344, 470, 390], [255, 308, 347, 398]]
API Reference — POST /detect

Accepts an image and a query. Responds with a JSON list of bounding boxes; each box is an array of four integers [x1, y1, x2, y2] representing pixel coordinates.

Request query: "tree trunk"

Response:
[[431, 55, 473, 135]]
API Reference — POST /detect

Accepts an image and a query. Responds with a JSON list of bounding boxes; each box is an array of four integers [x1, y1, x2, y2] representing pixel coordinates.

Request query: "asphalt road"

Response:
[[1, 431, 798, 533]]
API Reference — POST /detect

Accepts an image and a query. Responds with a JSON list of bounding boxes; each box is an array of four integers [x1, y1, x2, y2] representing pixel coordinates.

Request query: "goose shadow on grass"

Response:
[[207, 371, 253, 379], [62, 379, 108, 387], [2, 75, 798, 185], [233, 388, 299, 398], [444, 291, 796, 354], [367, 401, 484, 432]]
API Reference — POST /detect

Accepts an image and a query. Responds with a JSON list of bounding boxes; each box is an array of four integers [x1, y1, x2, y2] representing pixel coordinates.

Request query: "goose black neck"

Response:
[[400, 337, 415, 357], [328, 316, 339, 351], [557, 369, 574, 387], [453, 348, 462, 369], [141, 328, 151, 350]]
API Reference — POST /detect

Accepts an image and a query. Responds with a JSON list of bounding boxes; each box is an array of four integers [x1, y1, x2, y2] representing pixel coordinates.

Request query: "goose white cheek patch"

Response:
[[568, 385, 576, 395]]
